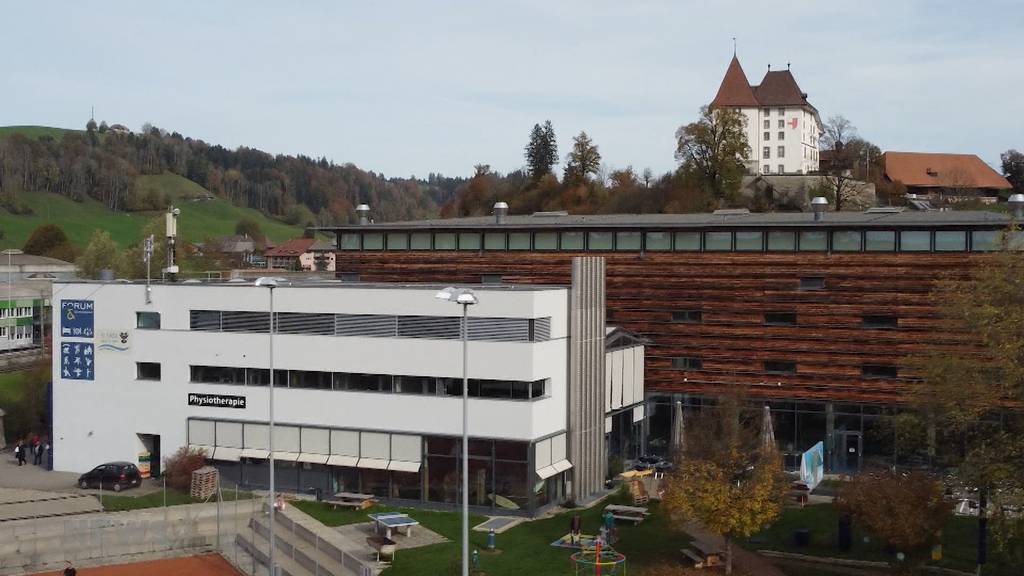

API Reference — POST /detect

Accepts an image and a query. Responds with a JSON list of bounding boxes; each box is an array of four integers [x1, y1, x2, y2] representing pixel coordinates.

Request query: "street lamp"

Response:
[[435, 286, 478, 576], [3, 249, 24, 354], [255, 276, 285, 576]]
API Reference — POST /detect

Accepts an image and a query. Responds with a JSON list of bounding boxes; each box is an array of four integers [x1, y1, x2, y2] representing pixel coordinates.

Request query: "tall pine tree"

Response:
[[525, 120, 558, 181]]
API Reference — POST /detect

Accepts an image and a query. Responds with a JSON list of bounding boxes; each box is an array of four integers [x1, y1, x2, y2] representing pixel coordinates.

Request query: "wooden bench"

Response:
[[692, 541, 724, 567], [611, 513, 645, 525], [367, 535, 396, 564]]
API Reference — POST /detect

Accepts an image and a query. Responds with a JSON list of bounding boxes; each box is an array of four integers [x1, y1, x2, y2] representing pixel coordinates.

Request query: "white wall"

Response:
[[51, 282, 569, 473], [736, 105, 821, 175]]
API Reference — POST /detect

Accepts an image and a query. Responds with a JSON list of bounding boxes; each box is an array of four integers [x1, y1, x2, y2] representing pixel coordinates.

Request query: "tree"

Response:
[[1001, 149, 1024, 194], [22, 223, 76, 262], [163, 446, 209, 491], [837, 469, 950, 566], [1, 360, 49, 443], [563, 131, 601, 186], [525, 120, 558, 181], [98, 120, 109, 134], [675, 106, 750, 206], [77, 229, 121, 279], [661, 392, 789, 574], [234, 217, 264, 242], [818, 116, 871, 211], [820, 115, 855, 151]]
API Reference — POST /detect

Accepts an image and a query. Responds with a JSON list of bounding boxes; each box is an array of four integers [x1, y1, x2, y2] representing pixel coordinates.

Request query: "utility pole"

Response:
[[163, 207, 180, 282]]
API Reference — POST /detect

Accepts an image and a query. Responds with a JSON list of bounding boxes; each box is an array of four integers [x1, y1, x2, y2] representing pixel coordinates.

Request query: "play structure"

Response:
[[570, 543, 627, 575]]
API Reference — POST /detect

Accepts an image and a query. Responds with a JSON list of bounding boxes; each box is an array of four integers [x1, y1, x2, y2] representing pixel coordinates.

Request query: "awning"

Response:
[[388, 460, 421, 473], [552, 460, 573, 473], [356, 458, 390, 470], [272, 451, 301, 462], [240, 448, 270, 459], [211, 447, 242, 462], [296, 453, 330, 465], [189, 445, 214, 457], [326, 455, 359, 467], [536, 466, 559, 480]]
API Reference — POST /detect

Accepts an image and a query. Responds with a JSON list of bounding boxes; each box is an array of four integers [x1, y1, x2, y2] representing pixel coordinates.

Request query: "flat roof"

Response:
[[313, 209, 1012, 232], [53, 279, 566, 292]]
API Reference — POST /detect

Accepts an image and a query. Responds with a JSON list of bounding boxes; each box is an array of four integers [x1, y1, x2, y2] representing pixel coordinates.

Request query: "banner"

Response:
[[799, 441, 825, 491]]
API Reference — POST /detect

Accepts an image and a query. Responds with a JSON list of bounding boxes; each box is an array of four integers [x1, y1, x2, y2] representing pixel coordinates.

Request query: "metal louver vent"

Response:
[[335, 314, 397, 337], [221, 311, 270, 333], [190, 310, 222, 331], [397, 316, 461, 339], [275, 313, 334, 335], [467, 318, 530, 342], [533, 317, 551, 341]]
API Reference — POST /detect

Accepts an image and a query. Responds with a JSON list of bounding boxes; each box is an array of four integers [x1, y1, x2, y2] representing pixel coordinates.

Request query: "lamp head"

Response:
[[255, 276, 286, 288], [435, 286, 478, 305]]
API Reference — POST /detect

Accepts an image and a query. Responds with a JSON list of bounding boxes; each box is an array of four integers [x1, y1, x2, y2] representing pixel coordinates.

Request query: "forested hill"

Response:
[[0, 123, 464, 227]]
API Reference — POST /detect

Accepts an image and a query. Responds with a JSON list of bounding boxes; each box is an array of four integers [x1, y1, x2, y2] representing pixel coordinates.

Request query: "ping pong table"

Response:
[[368, 512, 419, 539]]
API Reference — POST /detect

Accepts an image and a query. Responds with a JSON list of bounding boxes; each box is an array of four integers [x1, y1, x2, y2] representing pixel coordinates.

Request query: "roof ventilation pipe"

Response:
[[811, 196, 829, 222], [356, 204, 371, 225], [1009, 194, 1024, 220], [493, 201, 509, 224]]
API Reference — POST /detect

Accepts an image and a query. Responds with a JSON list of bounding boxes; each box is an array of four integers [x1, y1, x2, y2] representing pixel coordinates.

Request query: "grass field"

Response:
[[296, 491, 691, 576], [0, 125, 78, 140], [741, 503, 1019, 575]]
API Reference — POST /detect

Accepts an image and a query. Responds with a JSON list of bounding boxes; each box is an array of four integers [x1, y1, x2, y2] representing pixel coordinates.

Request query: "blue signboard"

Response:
[[60, 342, 94, 381], [61, 299, 94, 338]]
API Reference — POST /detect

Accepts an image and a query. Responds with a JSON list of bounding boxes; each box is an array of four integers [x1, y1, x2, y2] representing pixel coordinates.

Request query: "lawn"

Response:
[[0, 125, 78, 140], [741, 503, 1019, 576], [0, 370, 26, 407], [295, 491, 691, 576], [98, 486, 255, 512]]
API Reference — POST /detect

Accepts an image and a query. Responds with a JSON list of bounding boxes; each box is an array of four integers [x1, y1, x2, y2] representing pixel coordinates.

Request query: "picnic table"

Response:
[[692, 540, 724, 566], [325, 491, 376, 510], [368, 512, 419, 539], [604, 504, 649, 525]]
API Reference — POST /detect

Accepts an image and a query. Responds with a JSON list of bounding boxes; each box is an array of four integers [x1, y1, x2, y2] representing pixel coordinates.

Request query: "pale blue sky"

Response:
[[2, 1, 1020, 178]]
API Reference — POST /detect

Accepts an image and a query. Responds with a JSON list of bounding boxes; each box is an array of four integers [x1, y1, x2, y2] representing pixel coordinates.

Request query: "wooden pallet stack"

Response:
[[190, 466, 219, 501]]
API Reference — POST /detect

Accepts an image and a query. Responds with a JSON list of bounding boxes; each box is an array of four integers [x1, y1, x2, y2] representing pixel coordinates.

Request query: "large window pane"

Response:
[[587, 232, 613, 250], [386, 233, 408, 250], [426, 455, 458, 503], [534, 232, 557, 250], [363, 233, 384, 250], [508, 232, 531, 250], [645, 232, 671, 251], [767, 231, 796, 251], [494, 461, 528, 510], [340, 233, 361, 250], [899, 231, 930, 252], [832, 231, 862, 251], [391, 471, 421, 500], [291, 370, 332, 390], [934, 231, 967, 251], [799, 230, 827, 251], [615, 232, 642, 251], [704, 232, 732, 251], [560, 231, 584, 250], [410, 232, 432, 250], [971, 230, 997, 252], [483, 233, 506, 250], [458, 233, 481, 250], [865, 231, 896, 252], [434, 233, 457, 250], [674, 232, 700, 251], [735, 231, 763, 251]]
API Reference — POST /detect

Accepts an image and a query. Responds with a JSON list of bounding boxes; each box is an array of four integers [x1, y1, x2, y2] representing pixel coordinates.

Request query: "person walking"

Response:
[[30, 433, 40, 461], [15, 440, 26, 466], [34, 436, 46, 465]]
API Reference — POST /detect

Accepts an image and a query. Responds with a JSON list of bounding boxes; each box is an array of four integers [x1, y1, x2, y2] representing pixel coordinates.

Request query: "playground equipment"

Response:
[[570, 542, 627, 575]]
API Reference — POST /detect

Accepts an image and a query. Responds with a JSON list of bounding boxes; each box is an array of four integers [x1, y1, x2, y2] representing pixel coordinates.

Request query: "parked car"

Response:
[[77, 462, 142, 492]]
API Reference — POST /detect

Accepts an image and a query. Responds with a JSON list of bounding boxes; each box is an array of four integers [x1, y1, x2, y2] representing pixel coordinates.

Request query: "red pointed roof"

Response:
[[710, 56, 760, 107]]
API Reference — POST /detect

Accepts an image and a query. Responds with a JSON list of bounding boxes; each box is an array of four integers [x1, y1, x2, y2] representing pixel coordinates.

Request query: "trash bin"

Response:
[[794, 528, 810, 547], [837, 515, 852, 551]]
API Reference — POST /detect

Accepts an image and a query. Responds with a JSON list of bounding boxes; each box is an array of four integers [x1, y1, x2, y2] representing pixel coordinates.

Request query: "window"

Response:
[[767, 231, 796, 251], [799, 277, 825, 290], [508, 232, 531, 250], [645, 232, 671, 251], [587, 231, 614, 250], [763, 119, 770, 129], [615, 231, 642, 251], [458, 232, 481, 250], [777, 107, 785, 115], [778, 164, 785, 174], [799, 231, 827, 251], [762, 107, 770, 116], [560, 231, 585, 250], [190, 365, 244, 384], [934, 231, 967, 251], [862, 365, 898, 379], [674, 232, 700, 251], [763, 147, 770, 159], [672, 357, 702, 370], [434, 233, 457, 250], [481, 273, 503, 284], [899, 231, 931, 252], [778, 119, 785, 129], [136, 312, 161, 330], [483, 233, 506, 250], [339, 233, 361, 250], [777, 146, 785, 158], [764, 312, 797, 325], [405, 232, 430, 250], [362, 233, 384, 250], [832, 231, 862, 251], [863, 315, 898, 328], [763, 164, 771, 174], [764, 360, 796, 374], [339, 273, 360, 282], [735, 231, 763, 251], [865, 231, 896, 252], [971, 230, 997, 252], [534, 232, 558, 250], [764, 131, 770, 141], [671, 310, 702, 323], [704, 232, 732, 251], [778, 131, 785, 140], [386, 233, 408, 250]]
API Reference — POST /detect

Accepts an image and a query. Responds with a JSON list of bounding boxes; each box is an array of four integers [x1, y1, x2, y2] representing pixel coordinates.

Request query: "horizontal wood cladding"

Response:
[[336, 250, 987, 403]]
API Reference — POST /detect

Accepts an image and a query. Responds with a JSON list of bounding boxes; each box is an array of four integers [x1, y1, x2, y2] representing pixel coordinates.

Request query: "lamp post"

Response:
[[3, 249, 24, 354], [255, 276, 284, 576], [435, 286, 478, 576]]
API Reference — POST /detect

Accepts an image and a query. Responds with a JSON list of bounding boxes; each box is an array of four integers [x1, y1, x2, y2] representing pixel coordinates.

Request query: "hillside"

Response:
[[0, 125, 77, 140], [0, 173, 305, 251]]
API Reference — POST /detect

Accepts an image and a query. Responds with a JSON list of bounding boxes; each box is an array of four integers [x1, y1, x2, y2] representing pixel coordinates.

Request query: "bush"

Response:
[[163, 446, 210, 491]]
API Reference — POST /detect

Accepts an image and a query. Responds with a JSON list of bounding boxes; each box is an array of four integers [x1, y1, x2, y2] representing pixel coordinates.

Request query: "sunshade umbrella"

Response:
[[672, 401, 686, 459], [761, 404, 777, 453]]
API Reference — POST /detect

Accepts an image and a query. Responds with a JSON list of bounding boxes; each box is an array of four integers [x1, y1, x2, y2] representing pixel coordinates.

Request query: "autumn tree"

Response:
[[563, 131, 601, 187], [525, 120, 558, 181], [675, 106, 750, 207], [22, 223, 77, 262], [234, 217, 265, 243], [1001, 149, 1023, 194], [837, 470, 949, 567], [661, 392, 789, 574], [818, 115, 874, 211], [76, 229, 121, 279]]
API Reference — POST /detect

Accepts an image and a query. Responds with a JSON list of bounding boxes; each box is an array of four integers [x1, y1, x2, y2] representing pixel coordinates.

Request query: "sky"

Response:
[[2, 1, 1021, 179]]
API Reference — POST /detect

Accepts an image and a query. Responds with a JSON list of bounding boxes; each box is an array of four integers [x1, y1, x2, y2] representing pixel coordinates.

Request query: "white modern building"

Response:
[[51, 268, 643, 515], [710, 56, 823, 176]]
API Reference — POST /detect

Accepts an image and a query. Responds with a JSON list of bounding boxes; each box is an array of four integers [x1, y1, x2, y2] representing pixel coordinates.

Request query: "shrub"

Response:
[[163, 446, 210, 491]]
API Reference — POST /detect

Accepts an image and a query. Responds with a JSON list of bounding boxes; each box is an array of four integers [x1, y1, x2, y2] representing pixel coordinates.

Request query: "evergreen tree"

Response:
[[563, 131, 601, 186], [525, 120, 558, 181]]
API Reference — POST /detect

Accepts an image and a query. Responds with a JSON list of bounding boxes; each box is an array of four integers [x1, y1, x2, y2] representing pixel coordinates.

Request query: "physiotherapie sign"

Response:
[[188, 393, 247, 409]]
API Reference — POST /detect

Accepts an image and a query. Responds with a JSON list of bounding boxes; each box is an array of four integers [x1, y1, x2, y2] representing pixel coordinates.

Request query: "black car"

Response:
[[77, 462, 142, 492]]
